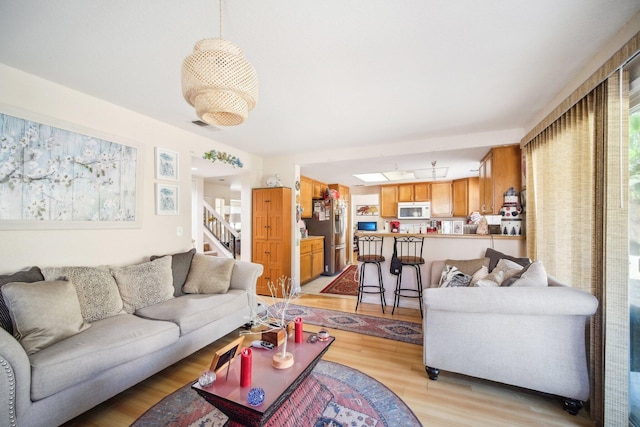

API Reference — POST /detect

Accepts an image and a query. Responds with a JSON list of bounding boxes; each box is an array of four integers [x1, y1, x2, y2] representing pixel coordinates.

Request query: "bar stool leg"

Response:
[[414, 265, 424, 318], [356, 262, 367, 311], [375, 261, 385, 313], [392, 270, 402, 315]]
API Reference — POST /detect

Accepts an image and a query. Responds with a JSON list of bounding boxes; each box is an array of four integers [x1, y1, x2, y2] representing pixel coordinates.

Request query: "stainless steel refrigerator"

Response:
[[305, 198, 347, 275]]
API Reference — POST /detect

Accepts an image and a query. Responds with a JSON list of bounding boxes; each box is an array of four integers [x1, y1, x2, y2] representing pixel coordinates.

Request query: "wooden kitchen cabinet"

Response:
[[452, 177, 479, 217], [430, 182, 453, 217], [300, 236, 324, 284], [413, 183, 430, 201], [380, 185, 398, 217], [252, 187, 292, 296], [312, 179, 327, 199], [300, 176, 313, 219], [398, 184, 414, 202], [479, 145, 521, 214]]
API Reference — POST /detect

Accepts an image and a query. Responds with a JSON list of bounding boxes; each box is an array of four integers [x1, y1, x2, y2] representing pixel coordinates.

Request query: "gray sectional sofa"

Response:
[[0, 250, 263, 427], [423, 249, 599, 415]]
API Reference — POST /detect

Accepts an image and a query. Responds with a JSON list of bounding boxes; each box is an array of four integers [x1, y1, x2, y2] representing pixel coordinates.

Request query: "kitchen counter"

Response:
[[301, 235, 324, 240], [354, 232, 526, 311]]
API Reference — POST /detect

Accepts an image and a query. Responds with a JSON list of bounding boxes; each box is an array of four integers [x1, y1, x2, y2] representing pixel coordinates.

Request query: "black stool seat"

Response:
[[355, 235, 386, 313], [392, 236, 425, 317]]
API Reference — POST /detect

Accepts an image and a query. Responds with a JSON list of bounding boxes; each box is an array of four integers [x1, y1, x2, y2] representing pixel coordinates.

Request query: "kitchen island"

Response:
[[354, 233, 526, 311]]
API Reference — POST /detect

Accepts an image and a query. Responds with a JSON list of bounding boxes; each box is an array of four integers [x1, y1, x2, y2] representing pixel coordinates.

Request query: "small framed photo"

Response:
[[453, 221, 464, 235], [441, 221, 452, 234], [209, 336, 245, 374], [155, 148, 179, 181], [156, 183, 179, 215]]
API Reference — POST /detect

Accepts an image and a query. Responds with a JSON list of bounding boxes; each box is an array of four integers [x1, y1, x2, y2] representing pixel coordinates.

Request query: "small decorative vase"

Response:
[[272, 352, 294, 369]]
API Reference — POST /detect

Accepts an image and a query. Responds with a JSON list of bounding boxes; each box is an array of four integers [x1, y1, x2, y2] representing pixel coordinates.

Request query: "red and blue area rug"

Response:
[[271, 303, 423, 346], [132, 360, 421, 427]]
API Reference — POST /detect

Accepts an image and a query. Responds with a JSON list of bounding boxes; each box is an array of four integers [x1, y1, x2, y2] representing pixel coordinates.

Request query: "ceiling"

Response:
[[1, 1, 639, 187]]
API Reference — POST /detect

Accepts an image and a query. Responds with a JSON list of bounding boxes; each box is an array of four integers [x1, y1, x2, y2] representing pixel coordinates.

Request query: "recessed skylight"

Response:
[[353, 173, 388, 183], [383, 170, 416, 181]]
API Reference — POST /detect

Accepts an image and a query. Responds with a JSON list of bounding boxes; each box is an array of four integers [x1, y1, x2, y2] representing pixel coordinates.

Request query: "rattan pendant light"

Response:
[[182, 0, 258, 126]]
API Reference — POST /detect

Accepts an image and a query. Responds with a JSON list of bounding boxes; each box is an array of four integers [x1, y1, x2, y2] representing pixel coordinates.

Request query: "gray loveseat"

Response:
[[0, 250, 263, 427], [423, 251, 598, 415]]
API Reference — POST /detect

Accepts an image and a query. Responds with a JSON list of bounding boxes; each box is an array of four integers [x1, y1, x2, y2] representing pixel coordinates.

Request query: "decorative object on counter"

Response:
[[476, 216, 489, 235], [499, 187, 523, 236], [247, 387, 265, 406], [182, 0, 258, 126], [197, 370, 217, 388], [203, 150, 244, 167], [390, 221, 400, 233]]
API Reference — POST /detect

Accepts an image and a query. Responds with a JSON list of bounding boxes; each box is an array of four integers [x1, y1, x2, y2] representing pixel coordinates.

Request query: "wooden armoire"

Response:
[[252, 187, 292, 297]]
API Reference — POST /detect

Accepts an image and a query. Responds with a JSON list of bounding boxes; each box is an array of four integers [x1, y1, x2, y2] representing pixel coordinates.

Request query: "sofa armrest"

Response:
[[0, 328, 32, 424], [424, 286, 598, 316], [229, 260, 264, 314]]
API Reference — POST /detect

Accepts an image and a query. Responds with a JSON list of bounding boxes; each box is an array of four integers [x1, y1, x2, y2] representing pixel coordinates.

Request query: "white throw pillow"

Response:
[[2, 280, 90, 355], [475, 270, 504, 287], [183, 254, 235, 294], [111, 256, 174, 313], [510, 261, 548, 287], [42, 265, 125, 322], [470, 266, 489, 286]]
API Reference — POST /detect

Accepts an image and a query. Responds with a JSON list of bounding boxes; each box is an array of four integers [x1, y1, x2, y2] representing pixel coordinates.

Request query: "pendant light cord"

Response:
[[219, 0, 223, 39]]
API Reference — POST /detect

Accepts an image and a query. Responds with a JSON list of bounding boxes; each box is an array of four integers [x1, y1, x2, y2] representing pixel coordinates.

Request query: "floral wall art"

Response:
[[0, 112, 138, 227]]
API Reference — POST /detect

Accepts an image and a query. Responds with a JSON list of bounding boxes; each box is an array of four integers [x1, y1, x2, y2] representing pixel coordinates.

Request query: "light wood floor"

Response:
[[62, 294, 595, 427]]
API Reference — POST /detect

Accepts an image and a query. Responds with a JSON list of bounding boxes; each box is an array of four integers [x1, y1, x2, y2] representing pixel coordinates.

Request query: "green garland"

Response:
[[203, 150, 244, 168]]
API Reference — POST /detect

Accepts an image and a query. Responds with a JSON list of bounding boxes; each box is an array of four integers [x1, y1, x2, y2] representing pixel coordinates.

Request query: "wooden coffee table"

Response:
[[193, 331, 334, 427]]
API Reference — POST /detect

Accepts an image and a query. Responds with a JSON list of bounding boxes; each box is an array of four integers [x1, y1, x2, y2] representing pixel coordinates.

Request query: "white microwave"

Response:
[[397, 202, 431, 220]]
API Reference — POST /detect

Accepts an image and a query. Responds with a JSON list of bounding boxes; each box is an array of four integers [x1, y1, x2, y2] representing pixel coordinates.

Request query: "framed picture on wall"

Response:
[[155, 148, 179, 181], [156, 183, 179, 215]]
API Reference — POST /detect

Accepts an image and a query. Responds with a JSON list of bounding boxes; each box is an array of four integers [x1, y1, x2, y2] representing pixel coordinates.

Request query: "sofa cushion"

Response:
[[2, 280, 90, 355], [135, 289, 249, 335], [150, 248, 196, 297], [443, 257, 490, 276], [183, 254, 234, 294], [484, 248, 531, 272], [41, 265, 125, 322], [509, 261, 548, 287], [112, 256, 174, 313], [29, 313, 179, 400], [0, 266, 44, 334]]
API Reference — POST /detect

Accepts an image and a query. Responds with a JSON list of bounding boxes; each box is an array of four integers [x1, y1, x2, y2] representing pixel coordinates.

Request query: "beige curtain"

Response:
[[524, 72, 629, 425]]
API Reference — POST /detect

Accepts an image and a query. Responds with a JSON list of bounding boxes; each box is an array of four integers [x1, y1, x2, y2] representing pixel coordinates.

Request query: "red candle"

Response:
[[240, 348, 252, 387], [295, 317, 304, 343]]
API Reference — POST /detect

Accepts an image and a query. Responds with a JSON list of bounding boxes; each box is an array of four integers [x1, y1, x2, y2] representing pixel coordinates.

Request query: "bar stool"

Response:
[[355, 235, 386, 313], [392, 236, 425, 317]]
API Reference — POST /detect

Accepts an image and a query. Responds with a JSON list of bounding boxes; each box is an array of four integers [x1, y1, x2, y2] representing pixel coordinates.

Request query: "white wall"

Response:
[[0, 64, 261, 273]]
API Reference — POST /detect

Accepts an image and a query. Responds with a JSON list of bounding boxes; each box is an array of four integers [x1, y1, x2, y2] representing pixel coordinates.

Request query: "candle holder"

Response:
[[272, 351, 294, 369]]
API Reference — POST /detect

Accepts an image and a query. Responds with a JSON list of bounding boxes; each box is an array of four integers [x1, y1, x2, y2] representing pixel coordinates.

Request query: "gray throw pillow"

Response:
[[0, 267, 44, 334], [183, 254, 235, 294], [111, 256, 174, 313], [42, 266, 125, 323], [150, 248, 196, 297], [2, 280, 90, 355]]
